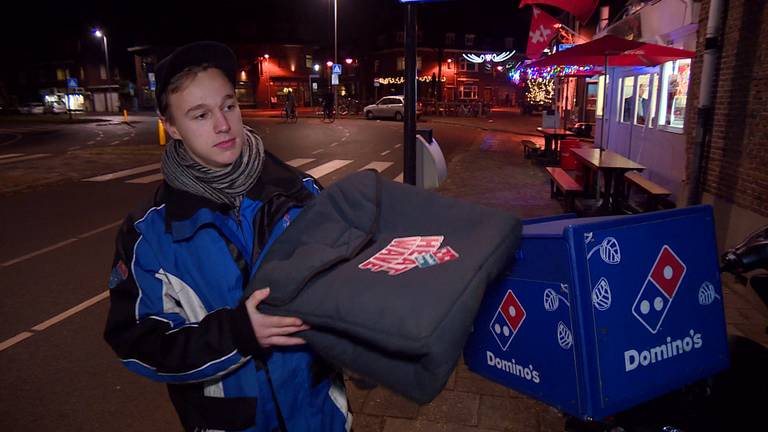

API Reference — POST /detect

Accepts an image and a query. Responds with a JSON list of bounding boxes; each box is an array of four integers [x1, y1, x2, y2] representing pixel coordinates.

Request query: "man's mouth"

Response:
[[215, 138, 236, 149]]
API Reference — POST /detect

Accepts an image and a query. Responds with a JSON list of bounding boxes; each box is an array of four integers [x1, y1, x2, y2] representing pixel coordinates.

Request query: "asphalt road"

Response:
[[0, 113, 481, 431]]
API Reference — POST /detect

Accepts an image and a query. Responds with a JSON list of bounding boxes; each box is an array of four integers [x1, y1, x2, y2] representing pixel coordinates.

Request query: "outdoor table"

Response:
[[571, 148, 646, 213], [536, 128, 577, 160]]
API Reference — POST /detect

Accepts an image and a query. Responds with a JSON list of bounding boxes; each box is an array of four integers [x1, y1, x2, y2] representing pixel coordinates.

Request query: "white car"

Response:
[[18, 102, 45, 114], [364, 96, 421, 121]]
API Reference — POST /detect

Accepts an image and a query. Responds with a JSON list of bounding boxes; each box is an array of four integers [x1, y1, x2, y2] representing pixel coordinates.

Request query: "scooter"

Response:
[[566, 225, 768, 432]]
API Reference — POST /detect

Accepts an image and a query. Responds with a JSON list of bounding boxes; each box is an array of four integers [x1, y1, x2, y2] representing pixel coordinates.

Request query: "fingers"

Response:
[[262, 335, 307, 347], [245, 287, 271, 307]]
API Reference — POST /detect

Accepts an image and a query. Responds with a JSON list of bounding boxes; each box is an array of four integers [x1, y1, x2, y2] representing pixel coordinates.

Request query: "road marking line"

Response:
[[86, 141, 96, 145], [126, 173, 164, 184], [330, 142, 339, 147], [341, 136, 348, 141], [312, 149, 325, 154], [31, 291, 109, 332], [380, 150, 391, 156], [359, 162, 394, 173], [1, 239, 79, 267], [285, 158, 315, 168], [0, 332, 34, 352], [0, 154, 51, 165], [67, 146, 81, 151], [0, 291, 110, 352], [0, 153, 23, 160], [83, 163, 161, 182], [1, 220, 122, 267], [77, 220, 123, 239], [122, 137, 130, 141], [394, 143, 402, 148], [305, 160, 353, 179], [394, 172, 404, 183], [110, 140, 120, 145]]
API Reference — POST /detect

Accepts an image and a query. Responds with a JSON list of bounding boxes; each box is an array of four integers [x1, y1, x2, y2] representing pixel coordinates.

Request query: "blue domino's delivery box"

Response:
[[464, 205, 729, 420]]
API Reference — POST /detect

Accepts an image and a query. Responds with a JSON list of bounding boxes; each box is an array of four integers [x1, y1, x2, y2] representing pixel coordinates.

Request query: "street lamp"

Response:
[[93, 28, 112, 112], [263, 54, 272, 108]]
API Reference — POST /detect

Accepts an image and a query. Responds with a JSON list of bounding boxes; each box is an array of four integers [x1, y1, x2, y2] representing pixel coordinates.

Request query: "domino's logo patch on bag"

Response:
[[359, 236, 460, 276]]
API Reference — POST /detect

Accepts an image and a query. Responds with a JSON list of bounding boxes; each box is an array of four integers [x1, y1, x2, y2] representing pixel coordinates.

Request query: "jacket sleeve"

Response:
[[103, 216, 263, 384]]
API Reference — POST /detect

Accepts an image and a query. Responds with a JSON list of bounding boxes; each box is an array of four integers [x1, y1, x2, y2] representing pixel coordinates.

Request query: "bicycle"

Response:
[[321, 107, 336, 123], [282, 106, 298, 123]]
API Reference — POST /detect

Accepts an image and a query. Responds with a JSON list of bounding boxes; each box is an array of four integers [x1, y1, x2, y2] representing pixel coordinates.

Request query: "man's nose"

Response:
[[213, 110, 231, 133]]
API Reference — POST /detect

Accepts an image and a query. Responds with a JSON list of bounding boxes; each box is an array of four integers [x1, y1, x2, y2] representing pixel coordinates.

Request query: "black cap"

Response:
[[154, 41, 237, 111]]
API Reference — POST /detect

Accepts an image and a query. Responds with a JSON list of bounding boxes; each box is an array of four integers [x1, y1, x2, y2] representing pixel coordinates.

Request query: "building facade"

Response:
[[594, 0, 700, 204], [370, 31, 520, 106]]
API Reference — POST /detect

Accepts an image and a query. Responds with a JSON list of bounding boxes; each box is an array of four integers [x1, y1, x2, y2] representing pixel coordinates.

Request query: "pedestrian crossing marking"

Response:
[[359, 162, 394, 173], [0, 154, 52, 165], [83, 159, 399, 185], [83, 163, 161, 182], [305, 160, 353, 178], [394, 172, 404, 183], [285, 158, 315, 168], [127, 173, 164, 184]]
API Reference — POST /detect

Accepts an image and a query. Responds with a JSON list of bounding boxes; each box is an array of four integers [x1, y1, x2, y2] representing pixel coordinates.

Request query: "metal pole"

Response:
[[333, 0, 338, 115], [403, 3, 417, 185], [104, 35, 111, 113]]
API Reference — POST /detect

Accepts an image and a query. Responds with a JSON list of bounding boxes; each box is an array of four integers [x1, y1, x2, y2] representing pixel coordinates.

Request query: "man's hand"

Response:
[[244, 287, 310, 348]]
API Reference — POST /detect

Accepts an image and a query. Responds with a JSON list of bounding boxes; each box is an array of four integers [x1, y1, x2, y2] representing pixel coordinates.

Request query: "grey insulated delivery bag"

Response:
[[246, 170, 522, 403]]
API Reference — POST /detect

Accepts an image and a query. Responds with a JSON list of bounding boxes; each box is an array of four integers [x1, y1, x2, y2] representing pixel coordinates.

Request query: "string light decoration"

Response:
[[510, 65, 597, 85], [525, 78, 554, 105], [375, 76, 447, 85]]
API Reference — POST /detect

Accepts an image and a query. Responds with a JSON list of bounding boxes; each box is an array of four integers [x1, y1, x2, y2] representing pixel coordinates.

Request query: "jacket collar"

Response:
[[159, 152, 314, 241]]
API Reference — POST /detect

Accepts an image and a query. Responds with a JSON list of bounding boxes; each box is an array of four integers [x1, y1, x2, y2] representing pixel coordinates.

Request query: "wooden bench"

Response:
[[624, 171, 672, 212], [521, 140, 540, 159], [545, 167, 583, 211]]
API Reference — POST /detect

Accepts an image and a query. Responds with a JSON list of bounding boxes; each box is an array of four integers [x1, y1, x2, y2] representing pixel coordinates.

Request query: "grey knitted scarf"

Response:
[[161, 127, 265, 210]]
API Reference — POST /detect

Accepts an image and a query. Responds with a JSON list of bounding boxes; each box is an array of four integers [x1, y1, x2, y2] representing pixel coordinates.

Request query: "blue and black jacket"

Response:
[[104, 152, 350, 432]]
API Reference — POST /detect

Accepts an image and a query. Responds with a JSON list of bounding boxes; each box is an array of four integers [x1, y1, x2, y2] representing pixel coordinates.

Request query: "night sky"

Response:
[[2, 0, 619, 72]]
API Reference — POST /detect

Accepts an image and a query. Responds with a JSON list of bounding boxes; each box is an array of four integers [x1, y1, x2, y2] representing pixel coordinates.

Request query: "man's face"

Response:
[[163, 68, 244, 169]]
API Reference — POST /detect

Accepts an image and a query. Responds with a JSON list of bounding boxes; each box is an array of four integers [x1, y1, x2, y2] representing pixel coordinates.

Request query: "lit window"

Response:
[[416, 56, 422, 71], [649, 74, 659, 128], [596, 75, 608, 117], [305, 55, 313, 68], [465, 34, 475, 47], [56, 68, 67, 81], [634, 74, 650, 126], [620, 76, 635, 123], [397, 57, 405, 71], [460, 85, 478, 99], [658, 59, 690, 129]]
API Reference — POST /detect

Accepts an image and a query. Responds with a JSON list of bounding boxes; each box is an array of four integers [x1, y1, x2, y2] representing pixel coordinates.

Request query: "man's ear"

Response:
[[160, 115, 182, 141]]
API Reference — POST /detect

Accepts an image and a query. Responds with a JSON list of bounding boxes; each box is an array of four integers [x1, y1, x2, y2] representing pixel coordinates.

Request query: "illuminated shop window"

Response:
[[620, 76, 635, 123], [596, 75, 609, 117], [634, 74, 650, 126], [658, 59, 690, 129]]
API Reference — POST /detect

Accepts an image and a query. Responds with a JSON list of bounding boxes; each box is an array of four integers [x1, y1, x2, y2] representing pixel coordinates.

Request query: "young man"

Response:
[[104, 41, 350, 432]]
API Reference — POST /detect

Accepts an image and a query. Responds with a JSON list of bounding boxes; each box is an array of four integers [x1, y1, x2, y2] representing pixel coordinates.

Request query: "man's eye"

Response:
[[195, 112, 209, 120], [224, 104, 235, 111]]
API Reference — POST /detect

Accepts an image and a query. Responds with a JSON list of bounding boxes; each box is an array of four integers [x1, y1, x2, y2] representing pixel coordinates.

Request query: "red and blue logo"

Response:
[[632, 245, 687, 334], [490, 290, 527, 350]]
